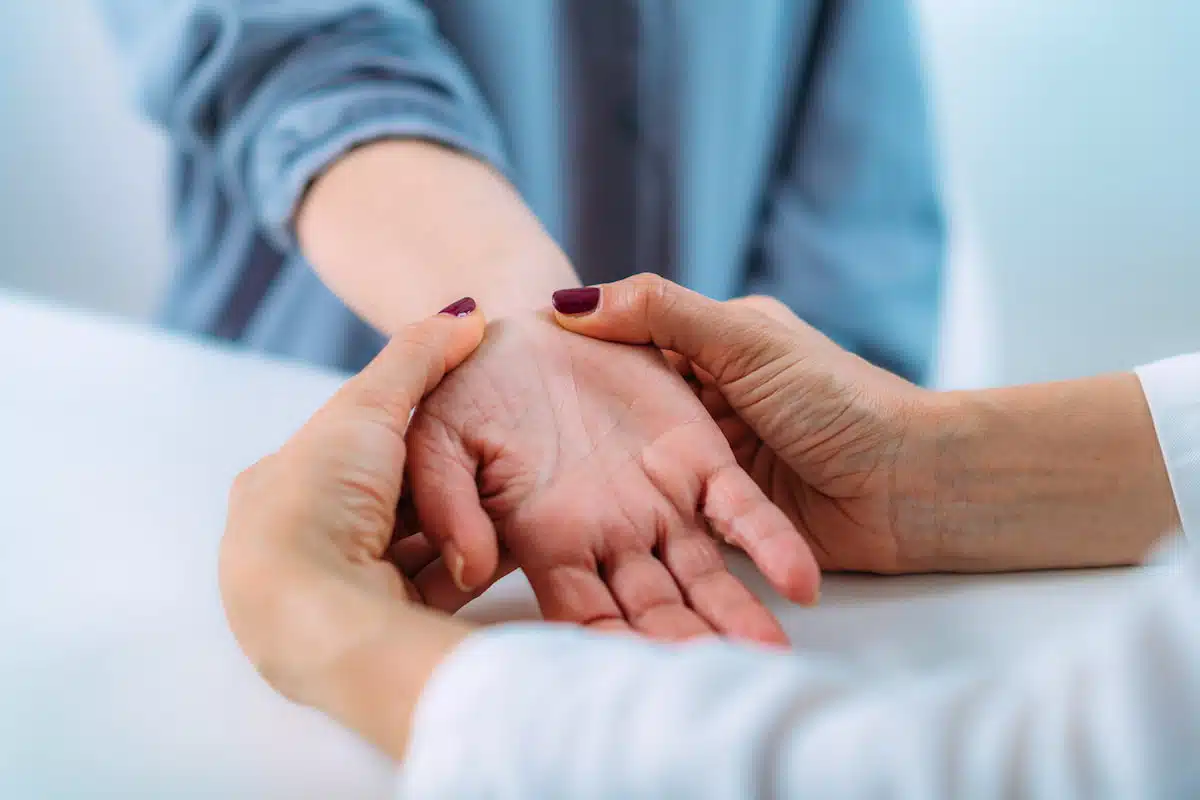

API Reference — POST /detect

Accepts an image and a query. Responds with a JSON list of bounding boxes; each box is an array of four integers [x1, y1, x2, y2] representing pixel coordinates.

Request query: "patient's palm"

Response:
[[407, 312, 818, 643]]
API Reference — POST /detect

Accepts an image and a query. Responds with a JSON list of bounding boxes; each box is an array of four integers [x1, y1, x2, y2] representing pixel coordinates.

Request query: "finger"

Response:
[[387, 531, 439, 576], [395, 492, 422, 539], [703, 464, 821, 605], [586, 618, 637, 637], [662, 349, 705, 397], [698, 382, 735, 420], [604, 551, 714, 641], [329, 301, 486, 438], [660, 524, 789, 645], [661, 349, 694, 379], [526, 562, 629, 630], [406, 416, 501, 593], [551, 275, 800, 388], [413, 551, 519, 613], [725, 294, 806, 331]]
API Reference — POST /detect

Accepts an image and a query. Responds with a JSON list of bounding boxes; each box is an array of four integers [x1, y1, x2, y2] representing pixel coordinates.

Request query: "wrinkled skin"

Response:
[[672, 295, 928, 575], [407, 312, 820, 644]]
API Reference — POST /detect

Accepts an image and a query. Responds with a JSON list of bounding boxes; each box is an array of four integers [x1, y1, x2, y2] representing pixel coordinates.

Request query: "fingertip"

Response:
[[728, 614, 790, 647], [784, 558, 822, 607], [755, 534, 821, 607], [438, 296, 478, 317], [441, 531, 499, 594], [551, 286, 601, 317], [443, 541, 469, 592], [426, 301, 487, 370], [437, 298, 487, 334], [704, 465, 822, 607]]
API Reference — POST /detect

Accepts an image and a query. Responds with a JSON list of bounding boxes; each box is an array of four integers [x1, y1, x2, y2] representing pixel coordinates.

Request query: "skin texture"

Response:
[[296, 141, 823, 640], [681, 294, 929, 573], [556, 274, 1180, 572], [297, 140, 580, 330], [219, 277, 1181, 769], [220, 309, 488, 762], [407, 312, 821, 645]]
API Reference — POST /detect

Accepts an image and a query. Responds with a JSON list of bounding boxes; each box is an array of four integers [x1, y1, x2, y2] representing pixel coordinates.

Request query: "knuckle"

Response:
[[627, 273, 674, 327], [229, 456, 271, 505], [396, 329, 445, 372], [630, 272, 664, 290], [629, 272, 668, 306], [747, 294, 790, 316], [352, 384, 414, 431]]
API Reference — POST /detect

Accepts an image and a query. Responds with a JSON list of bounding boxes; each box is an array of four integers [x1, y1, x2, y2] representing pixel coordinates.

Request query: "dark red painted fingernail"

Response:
[[552, 287, 600, 315], [439, 297, 476, 317]]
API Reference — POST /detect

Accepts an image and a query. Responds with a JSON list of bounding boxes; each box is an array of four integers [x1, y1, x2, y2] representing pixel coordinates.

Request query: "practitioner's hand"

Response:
[[552, 276, 934, 574], [220, 301, 492, 761], [555, 274, 1182, 575], [407, 311, 821, 645]]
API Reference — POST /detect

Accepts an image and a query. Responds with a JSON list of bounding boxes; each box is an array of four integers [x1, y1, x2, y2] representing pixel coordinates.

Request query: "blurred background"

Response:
[[1, 1, 1197, 386]]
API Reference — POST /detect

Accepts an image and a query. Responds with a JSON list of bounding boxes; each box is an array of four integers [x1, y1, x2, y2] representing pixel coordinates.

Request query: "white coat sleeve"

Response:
[[400, 549, 1198, 797], [1138, 352, 1200, 540]]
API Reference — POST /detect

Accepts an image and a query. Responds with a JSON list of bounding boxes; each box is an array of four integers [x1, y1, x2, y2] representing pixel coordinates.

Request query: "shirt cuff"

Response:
[[1136, 353, 1200, 541]]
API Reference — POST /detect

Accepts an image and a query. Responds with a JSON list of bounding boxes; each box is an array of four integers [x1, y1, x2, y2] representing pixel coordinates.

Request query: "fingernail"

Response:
[[439, 297, 477, 317], [552, 287, 600, 316], [445, 544, 471, 592]]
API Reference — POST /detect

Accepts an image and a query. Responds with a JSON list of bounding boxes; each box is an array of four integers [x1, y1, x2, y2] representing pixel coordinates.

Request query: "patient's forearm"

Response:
[[910, 373, 1180, 571], [297, 140, 579, 331]]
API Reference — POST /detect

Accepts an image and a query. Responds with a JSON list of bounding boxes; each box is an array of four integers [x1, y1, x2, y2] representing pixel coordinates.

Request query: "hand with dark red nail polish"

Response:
[[551, 287, 600, 316], [404, 311, 820, 646], [439, 297, 477, 317]]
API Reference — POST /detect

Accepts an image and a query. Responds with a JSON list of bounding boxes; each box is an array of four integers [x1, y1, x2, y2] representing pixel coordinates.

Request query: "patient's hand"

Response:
[[407, 312, 819, 644]]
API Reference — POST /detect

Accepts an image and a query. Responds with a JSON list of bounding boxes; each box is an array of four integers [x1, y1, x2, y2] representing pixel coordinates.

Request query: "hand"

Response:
[[406, 311, 820, 645], [552, 275, 935, 574], [552, 275, 1180, 574], [219, 302, 490, 761]]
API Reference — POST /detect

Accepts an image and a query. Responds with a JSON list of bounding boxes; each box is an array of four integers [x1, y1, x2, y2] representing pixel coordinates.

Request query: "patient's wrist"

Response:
[[297, 138, 582, 333]]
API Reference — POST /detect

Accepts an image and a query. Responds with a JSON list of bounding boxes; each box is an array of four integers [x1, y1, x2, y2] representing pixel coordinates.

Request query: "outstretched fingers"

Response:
[[659, 523, 789, 645], [603, 551, 715, 641], [702, 464, 821, 605], [525, 562, 633, 635]]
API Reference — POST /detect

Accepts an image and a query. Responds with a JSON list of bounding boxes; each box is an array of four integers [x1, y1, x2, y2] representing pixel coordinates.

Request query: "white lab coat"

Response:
[[400, 354, 1200, 798]]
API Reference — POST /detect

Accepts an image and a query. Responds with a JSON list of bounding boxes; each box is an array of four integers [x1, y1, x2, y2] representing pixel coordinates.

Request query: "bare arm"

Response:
[[99, 1, 576, 332], [297, 141, 579, 331], [907, 374, 1181, 571]]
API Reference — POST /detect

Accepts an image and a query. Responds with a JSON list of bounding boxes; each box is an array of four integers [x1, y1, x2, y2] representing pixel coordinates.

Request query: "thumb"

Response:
[[333, 298, 486, 434], [551, 274, 800, 390], [279, 299, 486, 560]]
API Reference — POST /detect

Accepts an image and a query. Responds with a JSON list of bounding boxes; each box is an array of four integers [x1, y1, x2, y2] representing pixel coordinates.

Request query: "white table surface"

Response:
[[0, 294, 1159, 797]]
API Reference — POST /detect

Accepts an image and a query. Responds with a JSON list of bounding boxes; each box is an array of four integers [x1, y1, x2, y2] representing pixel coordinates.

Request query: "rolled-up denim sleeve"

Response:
[[749, 0, 944, 384], [96, 0, 508, 249]]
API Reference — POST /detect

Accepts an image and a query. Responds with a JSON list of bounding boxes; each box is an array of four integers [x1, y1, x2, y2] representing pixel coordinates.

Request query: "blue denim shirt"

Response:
[[98, 0, 943, 381]]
